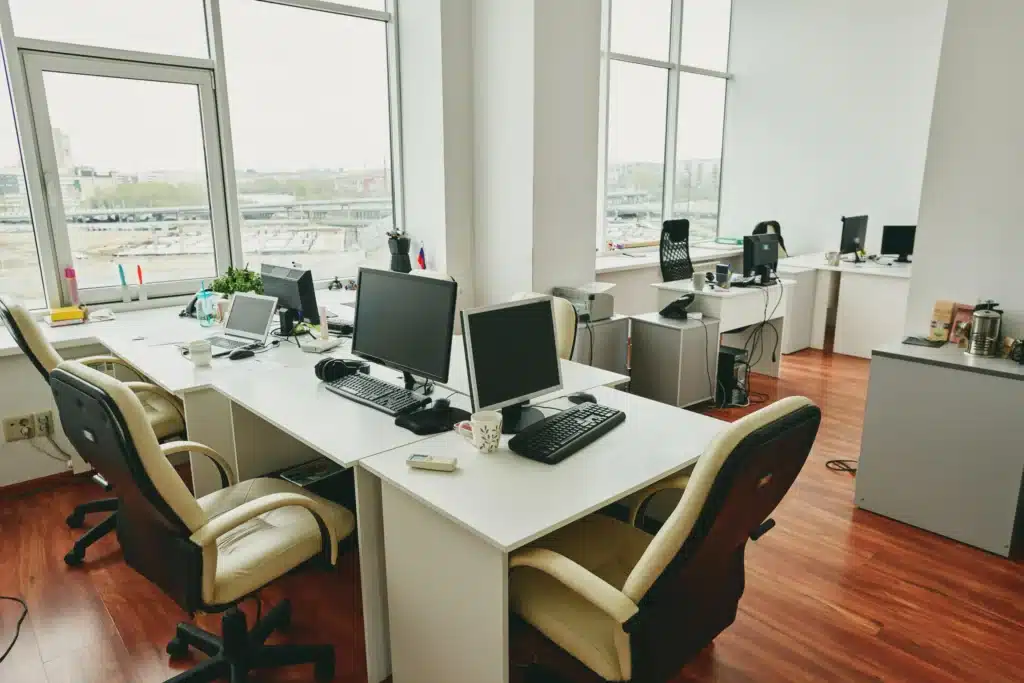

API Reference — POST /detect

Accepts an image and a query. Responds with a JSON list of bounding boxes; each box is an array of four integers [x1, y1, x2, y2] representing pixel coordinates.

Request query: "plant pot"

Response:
[[389, 235, 412, 273]]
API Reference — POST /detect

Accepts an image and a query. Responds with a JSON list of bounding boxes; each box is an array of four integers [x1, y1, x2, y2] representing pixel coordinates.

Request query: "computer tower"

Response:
[[717, 345, 748, 407]]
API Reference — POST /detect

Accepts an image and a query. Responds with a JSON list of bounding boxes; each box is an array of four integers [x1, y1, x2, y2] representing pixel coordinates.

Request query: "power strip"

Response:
[[301, 338, 344, 354]]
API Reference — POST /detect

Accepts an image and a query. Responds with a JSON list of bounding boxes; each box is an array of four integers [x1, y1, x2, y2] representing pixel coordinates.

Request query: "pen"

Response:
[[118, 264, 126, 287], [137, 265, 143, 285]]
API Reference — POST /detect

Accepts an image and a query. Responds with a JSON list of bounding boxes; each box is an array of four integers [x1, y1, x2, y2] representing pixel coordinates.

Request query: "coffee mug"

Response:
[[825, 251, 841, 266], [188, 339, 213, 367], [691, 272, 705, 291], [454, 411, 503, 453]]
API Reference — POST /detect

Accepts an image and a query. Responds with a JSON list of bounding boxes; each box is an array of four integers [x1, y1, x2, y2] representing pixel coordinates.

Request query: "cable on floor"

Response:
[[0, 596, 28, 664], [826, 459, 858, 475]]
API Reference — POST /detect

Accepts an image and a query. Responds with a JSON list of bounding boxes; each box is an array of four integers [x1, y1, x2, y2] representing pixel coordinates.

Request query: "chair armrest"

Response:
[[190, 492, 339, 565], [123, 381, 186, 425], [510, 547, 638, 624], [79, 355, 145, 380], [161, 441, 236, 488], [621, 472, 691, 526]]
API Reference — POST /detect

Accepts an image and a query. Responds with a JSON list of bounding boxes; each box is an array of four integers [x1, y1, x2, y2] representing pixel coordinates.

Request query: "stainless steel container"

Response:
[[967, 309, 1002, 356]]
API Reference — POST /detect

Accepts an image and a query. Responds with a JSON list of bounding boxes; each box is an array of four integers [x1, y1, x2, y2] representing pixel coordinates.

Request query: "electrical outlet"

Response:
[[35, 411, 54, 437], [3, 415, 37, 442]]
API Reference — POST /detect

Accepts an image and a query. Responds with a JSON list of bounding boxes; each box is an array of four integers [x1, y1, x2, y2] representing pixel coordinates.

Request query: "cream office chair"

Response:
[[50, 360, 355, 682], [509, 397, 821, 682], [0, 297, 185, 565], [510, 292, 578, 360]]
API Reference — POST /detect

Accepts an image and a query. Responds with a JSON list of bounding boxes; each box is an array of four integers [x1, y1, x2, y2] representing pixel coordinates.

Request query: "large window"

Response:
[[601, 0, 732, 248], [0, 0, 399, 307]]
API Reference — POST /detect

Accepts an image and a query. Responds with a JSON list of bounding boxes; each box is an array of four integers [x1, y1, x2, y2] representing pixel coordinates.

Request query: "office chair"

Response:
[[753, 220, 790, 259], [659, 219, 695, 282], [510, 292, 579, 360], [0, 298, 186, 565], [509, 396, 821, 682], [49, 360, 355, 683]]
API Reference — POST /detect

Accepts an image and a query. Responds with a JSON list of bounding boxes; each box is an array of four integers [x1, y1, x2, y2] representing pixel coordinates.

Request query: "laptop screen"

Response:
[[224, 294, 277, 338]]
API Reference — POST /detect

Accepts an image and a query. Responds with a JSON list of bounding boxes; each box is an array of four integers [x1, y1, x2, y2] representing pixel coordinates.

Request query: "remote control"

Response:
[[406, 454, 458, 472]]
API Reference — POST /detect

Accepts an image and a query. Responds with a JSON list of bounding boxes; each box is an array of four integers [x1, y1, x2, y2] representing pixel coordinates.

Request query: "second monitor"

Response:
[[743, 233, 779, 284], [881, 225, 916, 263], [840, 215, 869, 263]]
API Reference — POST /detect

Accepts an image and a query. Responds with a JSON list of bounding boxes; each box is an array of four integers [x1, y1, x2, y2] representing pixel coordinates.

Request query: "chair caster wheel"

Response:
[[64, 549, 83, 566], [314, 657, 335, 682], [166, 637, 189, 660], [66, 512, 85, 529]]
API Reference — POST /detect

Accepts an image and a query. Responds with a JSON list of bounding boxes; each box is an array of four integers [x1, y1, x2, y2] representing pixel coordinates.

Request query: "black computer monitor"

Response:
[[262, 264, 319, 329], [351, 268, 458, 385], [881, 225, 916, 263], [743, 234, 779, 284], [461, 297, 563, 434], [840, 215, 869, 262]]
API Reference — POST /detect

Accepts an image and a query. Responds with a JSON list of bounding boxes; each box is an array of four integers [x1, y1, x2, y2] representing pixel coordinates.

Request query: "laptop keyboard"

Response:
[[209, 336, 250, 350]]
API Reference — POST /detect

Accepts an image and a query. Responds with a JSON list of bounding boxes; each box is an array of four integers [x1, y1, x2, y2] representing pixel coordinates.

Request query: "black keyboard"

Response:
[[509, 403, 626, 464], [325, 373, 430, 416]]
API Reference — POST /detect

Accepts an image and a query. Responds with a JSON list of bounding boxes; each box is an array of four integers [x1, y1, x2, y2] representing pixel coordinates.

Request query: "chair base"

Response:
[[165, 600, 335, 683], [64, 497, 118, 566]]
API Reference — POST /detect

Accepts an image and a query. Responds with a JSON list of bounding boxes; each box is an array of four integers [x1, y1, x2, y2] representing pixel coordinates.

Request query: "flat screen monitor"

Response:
[[743, 234, 779, 282], [881, 225, 916, 263], [262, 264, 319, 324], [351, 268, 458, 383], [461, 297, 563, 434], [840, 215, 869, 261]]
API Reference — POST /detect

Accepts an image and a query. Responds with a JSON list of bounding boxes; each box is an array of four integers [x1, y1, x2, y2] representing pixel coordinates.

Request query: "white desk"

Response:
[[358, 386, 727, 683], [778, 252, 912, 358]]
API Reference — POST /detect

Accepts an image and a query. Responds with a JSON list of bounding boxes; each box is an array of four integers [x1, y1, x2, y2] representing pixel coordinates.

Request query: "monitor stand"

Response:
[[501, 403, 546, 434], [895, 254, 911, 263], [403, 371, 435, 395]]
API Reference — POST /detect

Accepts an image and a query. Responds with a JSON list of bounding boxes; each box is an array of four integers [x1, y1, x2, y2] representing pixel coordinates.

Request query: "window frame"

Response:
[[598, 0, 733, 252], [0, 0, 403, 309]]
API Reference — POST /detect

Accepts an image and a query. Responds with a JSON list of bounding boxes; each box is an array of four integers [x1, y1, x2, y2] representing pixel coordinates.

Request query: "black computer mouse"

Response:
[[228, 348, 255, 361], [433, 397, 451, 409], [568, 392, 596, 405]]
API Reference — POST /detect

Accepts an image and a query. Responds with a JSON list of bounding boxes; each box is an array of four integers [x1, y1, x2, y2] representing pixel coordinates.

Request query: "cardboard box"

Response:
[[928, 300, 957, 342]]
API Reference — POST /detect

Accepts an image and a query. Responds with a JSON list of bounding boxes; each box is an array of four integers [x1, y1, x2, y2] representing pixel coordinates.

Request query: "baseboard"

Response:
[[0, 469, 78, 500]]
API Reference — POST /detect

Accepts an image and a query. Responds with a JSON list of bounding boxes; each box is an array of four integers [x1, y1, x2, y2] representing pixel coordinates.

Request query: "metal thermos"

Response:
[[967, 309, 1002, 356]]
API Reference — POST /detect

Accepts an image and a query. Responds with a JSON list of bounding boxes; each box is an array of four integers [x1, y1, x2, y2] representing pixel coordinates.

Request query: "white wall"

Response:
[[905, 0, 1024, 337], [720, 0, 947, 256]]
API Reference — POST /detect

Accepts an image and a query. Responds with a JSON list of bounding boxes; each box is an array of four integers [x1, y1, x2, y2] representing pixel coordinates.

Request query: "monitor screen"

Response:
[[881, 225, 916, 255], [840, 215, 869, 254], [351, 269, 458, 382], [462, 298, 563, 411], [224, 293, 277, 338]]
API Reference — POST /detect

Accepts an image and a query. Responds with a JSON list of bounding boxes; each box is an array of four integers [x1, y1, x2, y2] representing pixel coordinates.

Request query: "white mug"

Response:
[[454, 411, 503, 453], [691, 272, 705, 291], [188, 339, 213, 367]]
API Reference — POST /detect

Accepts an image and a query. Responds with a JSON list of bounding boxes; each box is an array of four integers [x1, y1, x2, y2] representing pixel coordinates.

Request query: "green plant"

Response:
[[210, 266, 263, 296]]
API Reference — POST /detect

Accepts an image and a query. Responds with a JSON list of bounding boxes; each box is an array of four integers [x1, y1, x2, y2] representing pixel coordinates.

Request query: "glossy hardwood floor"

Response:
[[1, 350, 1021, 683]]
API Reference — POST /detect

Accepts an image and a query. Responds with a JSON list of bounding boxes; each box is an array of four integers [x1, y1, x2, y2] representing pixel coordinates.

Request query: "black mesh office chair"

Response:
[[659, 219, 695, 282], [50, 360, 356, 682], [0, 297, 186, 565]]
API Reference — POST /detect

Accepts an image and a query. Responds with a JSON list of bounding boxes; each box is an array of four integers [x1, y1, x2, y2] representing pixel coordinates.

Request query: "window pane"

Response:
[[610, 0, 671, 62], [605, 62, 667, 247], [674, 74, 726, 243], [40, 73, 217, 289], [320, 0, 386, 10], [680, 0, 732, 71], [9, 0, 209, 58], [222, 0, 394, 279], [0, 86, 44, 306]]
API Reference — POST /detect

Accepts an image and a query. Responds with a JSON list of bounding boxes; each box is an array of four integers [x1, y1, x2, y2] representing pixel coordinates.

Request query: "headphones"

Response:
[[314, 358, 369, 382]]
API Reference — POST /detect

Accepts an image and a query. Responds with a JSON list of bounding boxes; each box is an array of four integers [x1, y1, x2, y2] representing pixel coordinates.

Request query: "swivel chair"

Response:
[[659, 219, 695, 282], [510, 293, 579, 360]]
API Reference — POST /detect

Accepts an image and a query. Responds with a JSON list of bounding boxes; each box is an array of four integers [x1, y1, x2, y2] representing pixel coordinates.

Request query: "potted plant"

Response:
[[387, 229, 412, 273], [210, 266, 264, 297]]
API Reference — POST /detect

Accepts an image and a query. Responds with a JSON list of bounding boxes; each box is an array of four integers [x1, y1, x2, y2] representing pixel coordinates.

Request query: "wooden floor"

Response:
[[1, 350, 1022, 682]]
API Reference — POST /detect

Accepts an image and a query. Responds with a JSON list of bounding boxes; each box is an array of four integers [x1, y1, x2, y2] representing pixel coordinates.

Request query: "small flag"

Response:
[[417, 244, 426, 270]]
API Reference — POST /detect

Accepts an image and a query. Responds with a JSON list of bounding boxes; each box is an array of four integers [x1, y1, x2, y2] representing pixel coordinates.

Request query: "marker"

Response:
[[117, 264, 126, 287], [137, 265, 143, 285]]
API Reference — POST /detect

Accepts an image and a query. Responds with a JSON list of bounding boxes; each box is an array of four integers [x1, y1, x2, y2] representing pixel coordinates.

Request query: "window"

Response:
[[601, 0, 732, 249], [221, 0, 395, 279]]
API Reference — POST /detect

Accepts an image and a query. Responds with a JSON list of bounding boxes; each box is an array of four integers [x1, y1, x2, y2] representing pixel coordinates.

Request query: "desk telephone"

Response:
[[659, 293, 695, 320]]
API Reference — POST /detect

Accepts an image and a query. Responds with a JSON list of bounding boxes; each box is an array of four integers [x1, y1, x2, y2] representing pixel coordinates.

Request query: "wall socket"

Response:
[[35, 411, 54, 437], [1, 411, 53, 442]]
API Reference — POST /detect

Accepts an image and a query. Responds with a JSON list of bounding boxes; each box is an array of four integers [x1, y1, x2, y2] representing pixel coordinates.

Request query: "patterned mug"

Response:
[[454, 411, 503, 453]]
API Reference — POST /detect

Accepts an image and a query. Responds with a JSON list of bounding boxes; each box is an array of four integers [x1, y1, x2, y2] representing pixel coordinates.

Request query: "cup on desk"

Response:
[[825, 251, 841, 266], [454, 411, 503, 453], [691, 273, 705, 291], [187, 339, 213, 368], [216, 297, 231, 323]]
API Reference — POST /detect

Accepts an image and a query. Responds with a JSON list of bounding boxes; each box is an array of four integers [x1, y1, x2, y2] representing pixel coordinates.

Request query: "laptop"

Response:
[[207, 292, 278, 350]]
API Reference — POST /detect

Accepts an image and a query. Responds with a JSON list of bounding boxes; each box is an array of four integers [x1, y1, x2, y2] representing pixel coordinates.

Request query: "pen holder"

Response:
[[121, 285, 132, 304], [138, 284, 148, 304]]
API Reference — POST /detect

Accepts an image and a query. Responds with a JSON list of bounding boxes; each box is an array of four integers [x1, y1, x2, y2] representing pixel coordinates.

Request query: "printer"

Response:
[[552, 283, 615, 323]]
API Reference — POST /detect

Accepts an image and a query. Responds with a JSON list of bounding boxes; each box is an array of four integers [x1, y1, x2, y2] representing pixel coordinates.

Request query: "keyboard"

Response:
[[325, 373, 430, 416], [208, 336, 251, 350], [509, 402, 626, 464]]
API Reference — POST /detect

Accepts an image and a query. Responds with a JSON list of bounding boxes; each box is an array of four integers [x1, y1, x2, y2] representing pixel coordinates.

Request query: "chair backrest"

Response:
[[659, 220, 694, 282], [49, 360, 209, 611], [509, 292, 578, 360], [753, 220, 789, 258], [0, 298, 61, 379]]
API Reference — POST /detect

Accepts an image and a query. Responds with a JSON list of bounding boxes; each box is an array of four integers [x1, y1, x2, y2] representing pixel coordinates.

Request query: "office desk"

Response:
[[359, 386, 727, 683], [779, 252, 912, 358], [651, 279, 793, 377]]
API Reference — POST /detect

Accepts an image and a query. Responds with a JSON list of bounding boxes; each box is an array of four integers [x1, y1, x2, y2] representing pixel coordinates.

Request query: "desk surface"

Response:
[[652, 278, 796, 298], [359, 386, 726, 552], [780, 252, 912, 280], [596, 245, 743, 275], [873, 342, 1024, 382]]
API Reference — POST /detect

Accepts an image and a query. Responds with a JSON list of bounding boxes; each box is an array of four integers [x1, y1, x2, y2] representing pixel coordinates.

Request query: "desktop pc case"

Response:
[[717, 346, 748, 406], [551, 286, 613, 323]]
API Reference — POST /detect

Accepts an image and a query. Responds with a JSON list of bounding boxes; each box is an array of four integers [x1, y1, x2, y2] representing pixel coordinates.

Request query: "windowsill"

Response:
[[596, 241, 743, 276]]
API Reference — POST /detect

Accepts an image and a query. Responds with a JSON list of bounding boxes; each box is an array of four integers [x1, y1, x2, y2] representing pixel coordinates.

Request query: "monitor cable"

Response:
[[826, 459, 858, 475], [0, 596, 28, 664]]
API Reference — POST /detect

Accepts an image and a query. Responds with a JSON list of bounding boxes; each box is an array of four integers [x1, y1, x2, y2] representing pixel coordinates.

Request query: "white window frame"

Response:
[[598, 0, 733, 252], [0, 0, 403, 308]]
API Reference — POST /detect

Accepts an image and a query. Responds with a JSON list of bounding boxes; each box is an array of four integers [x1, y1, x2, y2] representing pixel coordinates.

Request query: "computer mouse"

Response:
[[568, 392, 596, 405], [228, 348, 255, 361], [433, 397, 451, 410]]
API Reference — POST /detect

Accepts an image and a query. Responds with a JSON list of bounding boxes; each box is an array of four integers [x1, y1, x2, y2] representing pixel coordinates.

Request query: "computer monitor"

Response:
[[461, 297, 563, 434], [840, 215, 869, 262], [262, 264, 318, 336], [351, 268, 458, 385], [743, 234, 779, 284], [881, 225, 916, 263]]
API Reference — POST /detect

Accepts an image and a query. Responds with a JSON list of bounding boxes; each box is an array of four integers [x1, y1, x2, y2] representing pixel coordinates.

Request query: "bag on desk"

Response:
[[928, 300, 956, 342]]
